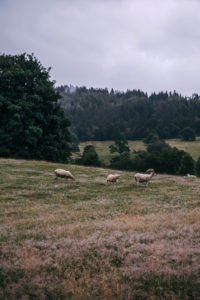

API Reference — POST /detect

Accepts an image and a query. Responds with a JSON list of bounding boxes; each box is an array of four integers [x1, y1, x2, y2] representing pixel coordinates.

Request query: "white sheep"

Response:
[[134, 171, 155, 186], [106, 174, 120, 183], [54, 169, 75, 181], [186, 174, 196, 178]]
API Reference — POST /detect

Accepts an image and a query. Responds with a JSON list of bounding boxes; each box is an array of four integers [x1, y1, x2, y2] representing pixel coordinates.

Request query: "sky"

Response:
[[1, 0, 200, 96]]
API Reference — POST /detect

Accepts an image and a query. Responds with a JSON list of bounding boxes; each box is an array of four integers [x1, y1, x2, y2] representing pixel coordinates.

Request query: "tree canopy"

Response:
[[0, 54, 71, 162], [57, 85, 200, 142]]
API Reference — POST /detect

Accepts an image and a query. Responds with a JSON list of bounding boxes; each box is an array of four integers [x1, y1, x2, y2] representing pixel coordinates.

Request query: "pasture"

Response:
[[166, 137, 200, 160], [76, 138, 200, 165], [74, 140, 146, 165], [0, 159, 199, 299]]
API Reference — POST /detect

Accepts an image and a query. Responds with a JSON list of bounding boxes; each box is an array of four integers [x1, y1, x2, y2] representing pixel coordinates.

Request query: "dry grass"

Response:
[[0, 159, 200, 299]]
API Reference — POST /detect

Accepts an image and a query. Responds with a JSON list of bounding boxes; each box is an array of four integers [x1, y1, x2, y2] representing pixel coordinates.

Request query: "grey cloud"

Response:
[[1, 0, 200, 95]]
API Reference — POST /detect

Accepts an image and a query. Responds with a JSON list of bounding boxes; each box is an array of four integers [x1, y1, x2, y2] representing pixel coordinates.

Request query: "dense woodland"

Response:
[[57, 85, 200, 142]]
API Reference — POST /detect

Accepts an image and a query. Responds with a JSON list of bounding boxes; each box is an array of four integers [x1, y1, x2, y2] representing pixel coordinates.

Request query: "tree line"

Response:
[[57, 85, 200, 142]]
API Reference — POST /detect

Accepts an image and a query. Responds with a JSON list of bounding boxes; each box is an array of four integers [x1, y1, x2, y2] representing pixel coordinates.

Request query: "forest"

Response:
[[57, 85, 200, 142]]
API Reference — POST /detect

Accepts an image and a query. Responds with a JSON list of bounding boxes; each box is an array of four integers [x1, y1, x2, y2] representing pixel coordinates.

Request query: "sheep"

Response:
[[186, 174, 196, 178], [54, 169, 75, 181], [145, 168, 155, 174], [106, 174, 120, 183], [134, 171, 155, 186]]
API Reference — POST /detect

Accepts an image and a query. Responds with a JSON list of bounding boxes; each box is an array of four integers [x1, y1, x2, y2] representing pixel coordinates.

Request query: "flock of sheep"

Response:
[[54, 168, 157, 186]]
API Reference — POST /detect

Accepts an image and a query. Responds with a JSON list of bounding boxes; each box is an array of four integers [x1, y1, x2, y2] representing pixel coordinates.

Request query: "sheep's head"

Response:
[[149, 171, 156, 177], [145, 168, 155, 174], [146, 169, 157, 177]]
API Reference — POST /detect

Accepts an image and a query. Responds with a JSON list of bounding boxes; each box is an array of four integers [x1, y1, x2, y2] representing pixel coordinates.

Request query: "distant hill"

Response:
[[56, 85, 200, 142]]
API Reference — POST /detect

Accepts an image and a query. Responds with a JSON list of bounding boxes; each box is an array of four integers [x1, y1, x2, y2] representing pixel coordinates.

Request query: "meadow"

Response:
[[0, 158, 200, 299], [77, 137, 200, 165]]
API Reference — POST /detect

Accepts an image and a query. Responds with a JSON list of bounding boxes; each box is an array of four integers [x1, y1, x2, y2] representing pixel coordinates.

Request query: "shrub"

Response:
[[178, 153, 195, 175], [196, 157, 200, 176], [77, 145, 101, 167], [180, 127, 196, 141]]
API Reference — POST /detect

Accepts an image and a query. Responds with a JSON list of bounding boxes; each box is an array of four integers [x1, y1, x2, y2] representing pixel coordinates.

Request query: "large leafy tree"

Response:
[[0, 53, 71, 162]]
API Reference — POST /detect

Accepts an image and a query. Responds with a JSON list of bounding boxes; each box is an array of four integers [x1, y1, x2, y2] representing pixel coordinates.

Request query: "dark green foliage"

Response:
[[57, 86, 200, 141], [109, 137, 131, 170], [144, 133, 170, 154], [76, 145, 101, 166], [158, 148, 183, 174], [178, 153, 195, 175], [0, 54, 71, 162], [69, 131, 80, 152], [143, 132, 159, 145], [181, 127, 196, 141], [109, 135, 194, 175], [110, 152, 132, 170], [109, 137, 130, 154], [147, 140, 170, 153], [195, 157, 200, 176]]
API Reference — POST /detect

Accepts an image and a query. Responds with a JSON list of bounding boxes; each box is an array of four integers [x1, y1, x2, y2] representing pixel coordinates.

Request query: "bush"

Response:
[[110, 152, 133, 170], [147, 139, 170, 153], [159, 148, 185, 174], [178, 153, 195, 175], [77, 145, 101, 167], [180, 127, 196, 141], [195, 157, 200, 176]]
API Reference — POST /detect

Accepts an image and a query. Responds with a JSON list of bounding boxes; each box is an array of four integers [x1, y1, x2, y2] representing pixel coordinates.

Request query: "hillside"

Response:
[[0, 159, 199, 299]]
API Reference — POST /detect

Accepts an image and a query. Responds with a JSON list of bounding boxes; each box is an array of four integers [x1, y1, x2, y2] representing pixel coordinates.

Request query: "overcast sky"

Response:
[[1, 0, 200, 95]]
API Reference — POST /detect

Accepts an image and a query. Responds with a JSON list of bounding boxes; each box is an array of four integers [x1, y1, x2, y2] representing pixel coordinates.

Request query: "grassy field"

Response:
[[76, 140, 146, 165], [76, 138, 200, 165], [0, 159, 200, 299], [166, 137, 200, 160]]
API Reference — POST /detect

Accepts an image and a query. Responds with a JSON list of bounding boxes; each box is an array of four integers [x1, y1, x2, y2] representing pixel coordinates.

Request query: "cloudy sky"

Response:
[[1, 0, 200, 95]]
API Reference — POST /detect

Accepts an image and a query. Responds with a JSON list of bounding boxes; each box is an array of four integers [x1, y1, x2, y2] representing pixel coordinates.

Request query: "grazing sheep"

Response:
[[134, 172, 155, 186], [186, 174, 196, 178], [54, 169, 75, 181], [145, 168, 155, 174], [106, 174, 120, 183]]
